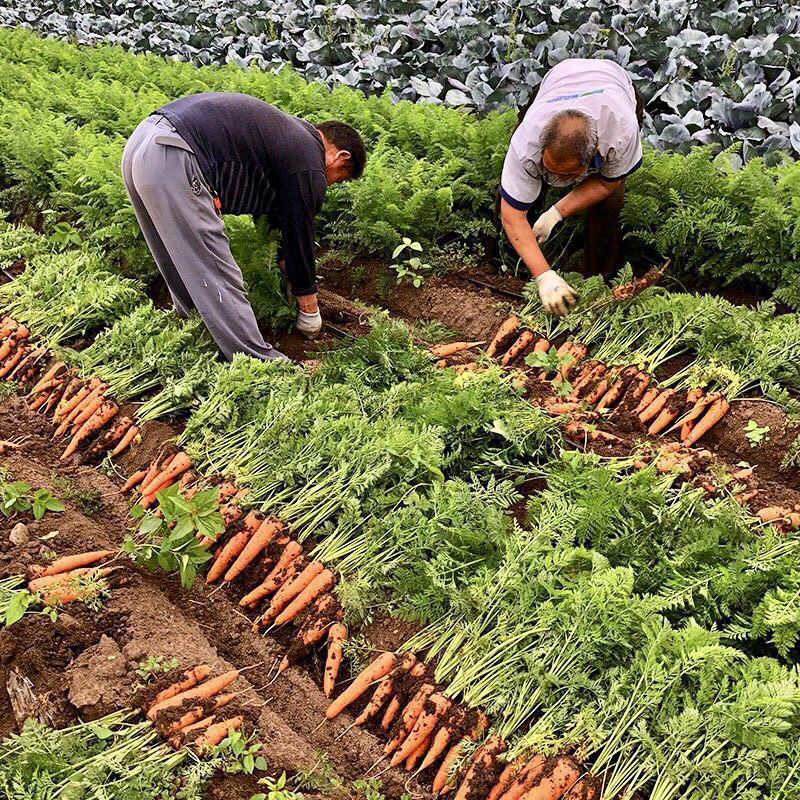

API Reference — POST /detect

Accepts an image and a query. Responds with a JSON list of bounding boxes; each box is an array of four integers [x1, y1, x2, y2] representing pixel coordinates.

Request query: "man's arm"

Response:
[[554, 175, 621, 219], [500, 198, 578, 315]]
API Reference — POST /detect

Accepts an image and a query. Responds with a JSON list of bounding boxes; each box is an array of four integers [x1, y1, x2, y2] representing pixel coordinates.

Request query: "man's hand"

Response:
[[535, 269, 578, 316], [296, 292, 322, 338], [532, 205, 562, 244]]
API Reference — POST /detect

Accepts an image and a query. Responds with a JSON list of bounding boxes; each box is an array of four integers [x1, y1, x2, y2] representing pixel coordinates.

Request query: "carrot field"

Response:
[[1, 23, 800, 800]]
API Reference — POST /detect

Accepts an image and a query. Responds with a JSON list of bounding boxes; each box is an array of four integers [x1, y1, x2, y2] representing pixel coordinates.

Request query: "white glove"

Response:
[[532, 205, 562, 244], [297, 309, 322, 339], [535, 269, 579, 316]]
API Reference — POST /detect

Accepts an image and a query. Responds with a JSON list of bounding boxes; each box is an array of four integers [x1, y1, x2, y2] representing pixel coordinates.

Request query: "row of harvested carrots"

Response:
[[482, 315, 730, 444], [324, 650, 595, 800], [123, 449, 349, 695], [142, 664, 244, 752], [0, 319, 142, 461], [25, 547, 117, 605]]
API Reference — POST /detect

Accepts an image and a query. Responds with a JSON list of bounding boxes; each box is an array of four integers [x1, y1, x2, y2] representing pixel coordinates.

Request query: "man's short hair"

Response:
[[316, 120, 367, 179], [540, 109, 598, 167]]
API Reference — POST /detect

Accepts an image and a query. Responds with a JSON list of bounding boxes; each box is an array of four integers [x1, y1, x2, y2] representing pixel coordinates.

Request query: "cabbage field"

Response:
[[0, 11, 800, 800]]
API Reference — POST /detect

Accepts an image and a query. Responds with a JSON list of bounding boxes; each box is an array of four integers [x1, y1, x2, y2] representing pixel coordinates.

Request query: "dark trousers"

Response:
[[501, 87, 644, 277]]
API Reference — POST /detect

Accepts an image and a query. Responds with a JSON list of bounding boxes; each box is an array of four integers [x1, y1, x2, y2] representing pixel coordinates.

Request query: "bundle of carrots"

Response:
[[484, 316, 731, 445], [429, 340, 485, 369], [12, 349, 142, 461], [27, 548, 116, 605], [122, 450, 196, 509], [0, 316, 32, 382], [757, 505, 800, 531], [142, 664, 244, 752]]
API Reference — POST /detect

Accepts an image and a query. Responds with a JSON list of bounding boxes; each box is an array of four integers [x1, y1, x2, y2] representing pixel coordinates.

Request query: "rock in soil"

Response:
[[67, 634, 133, 718], [9, 522, 29, 546]]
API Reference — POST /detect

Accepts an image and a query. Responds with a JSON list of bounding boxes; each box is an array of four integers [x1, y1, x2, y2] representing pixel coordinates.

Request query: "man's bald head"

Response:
[[540, 109, 598, 179]]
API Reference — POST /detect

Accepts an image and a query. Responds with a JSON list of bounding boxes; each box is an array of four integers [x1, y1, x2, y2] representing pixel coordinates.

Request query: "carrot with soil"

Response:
[[33, 549, 115, 578], [145, 665, 213, 712], [326, 651, 397, 719], [322, 622, 347, 696], [682, 397, 730, 445], [192, 716, 242, 752], [61, 400, 118, 459], [147, 669, 240, 719], [486, 316, 520, 358], [223, 518, 281, 582], [240, 541, 304, 607], [430, 341, 485, 358], [276, 569, 335, 625]]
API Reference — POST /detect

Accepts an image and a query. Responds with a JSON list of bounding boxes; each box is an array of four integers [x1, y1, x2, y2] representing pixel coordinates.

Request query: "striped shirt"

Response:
[[157, 93, 327, 296]]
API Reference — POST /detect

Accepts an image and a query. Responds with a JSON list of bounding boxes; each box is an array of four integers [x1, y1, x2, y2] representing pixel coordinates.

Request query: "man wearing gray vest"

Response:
[[122, 93, 366, 361], [500, 59, 644, 315]]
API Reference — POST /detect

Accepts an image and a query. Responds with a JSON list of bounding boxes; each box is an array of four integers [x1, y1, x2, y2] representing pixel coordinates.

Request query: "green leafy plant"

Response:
[[123, 484, 223, 587], [213, 729, 266, 776], [390, 237, 432, 288], [250, 772, 303, 800], [743, 419, 770, 446], [0, 479, 33, 517], [30, 488, 65, 520], [525, 349, 573, 397], [133, 656, 180, 682]]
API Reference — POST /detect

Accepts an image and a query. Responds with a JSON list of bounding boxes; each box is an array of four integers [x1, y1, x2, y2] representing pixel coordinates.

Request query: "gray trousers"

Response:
[[121, 115, 286, 361]]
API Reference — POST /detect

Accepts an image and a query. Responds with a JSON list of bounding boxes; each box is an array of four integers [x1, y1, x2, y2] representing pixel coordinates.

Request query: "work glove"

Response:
[[297, 308, 322, 339], [535, 269, 579, 316], [532, 205, 562, 244]]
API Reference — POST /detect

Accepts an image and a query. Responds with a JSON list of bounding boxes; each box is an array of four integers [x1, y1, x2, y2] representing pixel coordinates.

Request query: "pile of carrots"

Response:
[[26, 548, 116, 605], [122, 449, 198, 510], [142, 664, 243, 752], [324, 650, 596, 799], [480, 316, 731, 445], [0, 319, 142, 461]]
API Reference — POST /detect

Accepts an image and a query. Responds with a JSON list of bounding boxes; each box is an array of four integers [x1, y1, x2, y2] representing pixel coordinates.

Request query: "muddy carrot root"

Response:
[[453, 737, 507, 800], [639, 389, 674, 423], [61, 401, 118, 459], [518, 755, 580, 800], [224, 519, 282, 582], [582, 376, 610, 406], [65, 390, 107, 435], [38, 550, 115, 578], [381, 695, 402, 731], [193, 716, 243, 752], [165, 692, 235, 735], [326, 651, 397, 719], [140, 451, 193, 498], [29, 362, 66, 396], [386, 683, 435, 755], [595, 366, 638, 411], [392, 692, 451, 765], [259, 562, 326, 625], [497, 755, 547, 800], [501, 331, 535, 367], [405, 731, 434, 771], [276, 569, 336, 626], [207, 530, 252, 583], [323, 622, 347, 697], [89, 416, 134, 456], [562, 776, 598, 800], [634, 386, 661, 416], [420, 723, 453, 770], [28, 567, 95, 592], [682, 397, 730, 445], [431, 341, 485, 358], [146, 665, 213, 712], [355, 676, 395, 725], [0, 344, 26, 378], [122, 468, 148, 493], [54, 386, 99, 436], [486, 316, 520, 358], [147, 670, 240, 719], [433, 741, 466, 794], [648, 403, 681, 435], [241, 542, 304, 608], [487, 757, 527, 800]]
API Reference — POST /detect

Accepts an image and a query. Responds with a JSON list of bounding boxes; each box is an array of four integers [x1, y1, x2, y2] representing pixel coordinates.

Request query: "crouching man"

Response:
[[122, 93, 366, 359]]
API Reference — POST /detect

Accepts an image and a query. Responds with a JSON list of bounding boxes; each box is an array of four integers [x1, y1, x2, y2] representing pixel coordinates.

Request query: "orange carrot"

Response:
[[520, 755, 579, 800], [488, 757, 527, 800], [453, 736, 507, 800], [385, 683, 435, 755], [634, 387, 661, 416], [595, 366, 638, 411], [381, 696, 402, 731], [544, 401, 583, 415], [206, 530, 252, 583], [63, 390, 106, 435], [90, 417, 134, 456], [259, 561, 326, 625], [355, 676, 395, 725], [0, 344, 25, 378], [405, 731, 434, 771], [165, 692, 234, 735], [146, 665, 213, 711], [29, 362, 66, 396], [39, 550, 114, 578], [193, 716, 243, 752], [240, 542, 304, 607], [52, 378, 83, 420], [501, 331, 535, 367], [147, 670, 239, 719], [325, 652, 397, 719], [431, 341, 485, 358], [532, 338, 551, 354], [224, 519, 282, 582], [683, 397, 730, 445], [648, 402, 681, 435], [41, 584, 100, 606], [0, 331, 25, 363], [486, 316, 520, 358], [433, 741, 465, 794], [169, 714, 215, 747], [420, 724, 453, 770], [582, 376, 610, 406], [122, 468, 148, 493], [757, 506, 789, 524], [569, 363, 605, 400], [276, 569, 335, 626], [561, 777, 597, 800], [28, 567, 96, 592], [323, 622, 347, 696], [639, 389, 674, 423], [498, 755, 546, 800], [61, 401, 118, 459], [392, 692, 450, 765], [140, 451, 193, 497], [678, 393, 718, 440]]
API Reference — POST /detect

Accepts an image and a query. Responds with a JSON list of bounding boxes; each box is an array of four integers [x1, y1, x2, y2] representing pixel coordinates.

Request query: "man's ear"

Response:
[[336, 149, 352, 165]]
